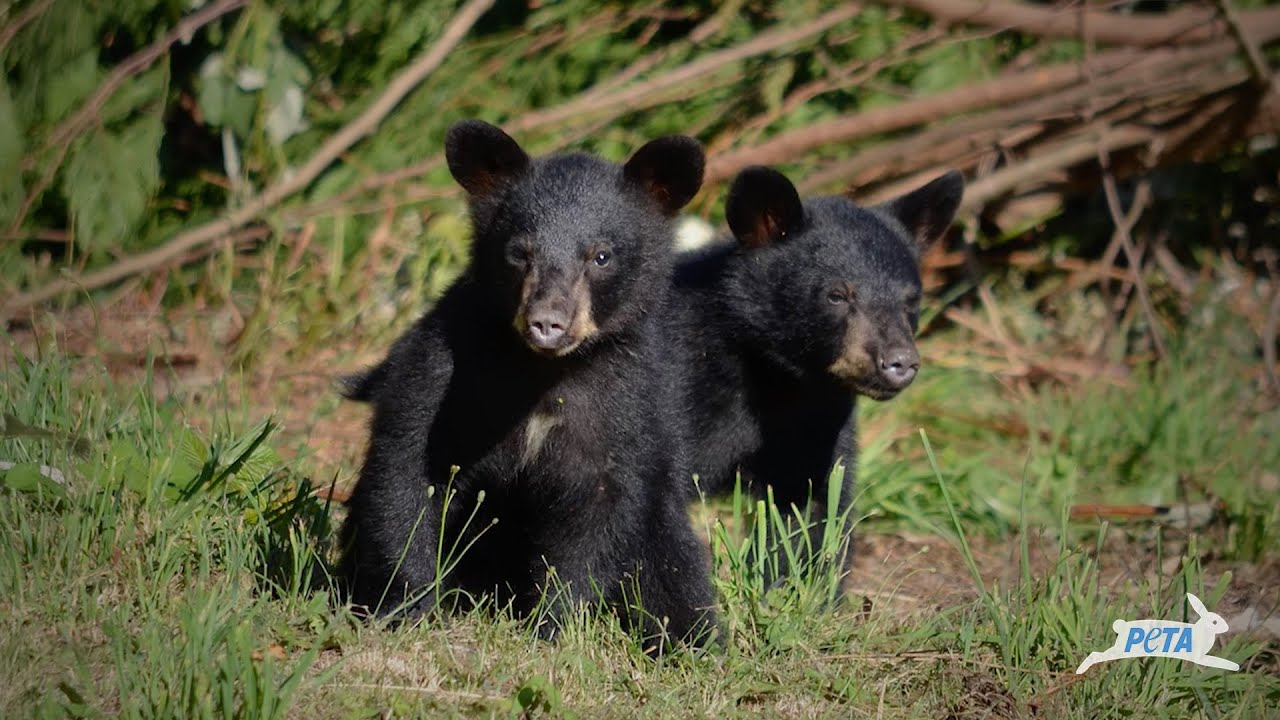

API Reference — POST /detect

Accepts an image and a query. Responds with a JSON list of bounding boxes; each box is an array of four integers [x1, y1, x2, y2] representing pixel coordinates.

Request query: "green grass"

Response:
[[2, 308, 1277, 718]]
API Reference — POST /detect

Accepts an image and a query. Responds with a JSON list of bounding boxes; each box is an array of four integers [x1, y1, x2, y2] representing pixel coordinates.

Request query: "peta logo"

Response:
[[1076, 593, 1240, 673]]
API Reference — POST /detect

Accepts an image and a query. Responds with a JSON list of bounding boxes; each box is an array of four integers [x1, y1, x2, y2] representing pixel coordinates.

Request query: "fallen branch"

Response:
[[707, 32, 1274, 184], [1098, 156, 1166, 359], [1095, 179, 1153, 338], [1, 0, 495, 322], [508, 3, 863, 133], [881, 0, 1280, 48], [799, 52, 1241, 194], [723, 25, 949, 152], [867, 125, 1153, 208], [705, 46, 1147, 183]]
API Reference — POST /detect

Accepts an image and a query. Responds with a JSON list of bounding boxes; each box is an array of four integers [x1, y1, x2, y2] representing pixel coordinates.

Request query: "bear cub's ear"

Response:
[[445, 120, 532, 198], [877, 170, 965, 253], [623, 136, 705, 216], [726, 166, 804, 249]]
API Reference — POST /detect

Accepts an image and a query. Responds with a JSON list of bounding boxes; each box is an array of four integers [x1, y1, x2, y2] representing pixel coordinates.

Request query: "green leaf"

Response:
[[110, 438, 152, 496], [61, 113, 163, 252], [198, 54, 257, 138], [224, 420, 281, 487], [197, 54, 231, 124], [168, 430, 207, 491], [101, 63, 170, 125], [42, 51, 100, 125], [179, 427, 211, 471], [1, 463, 68, 500], [264, 46, 311, 145]]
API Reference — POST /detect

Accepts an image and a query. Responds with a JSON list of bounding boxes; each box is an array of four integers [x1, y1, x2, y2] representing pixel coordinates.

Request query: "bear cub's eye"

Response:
[[506, 242, 531, 266], [593, 249, 612, 267], [827, 289, 847, 305]]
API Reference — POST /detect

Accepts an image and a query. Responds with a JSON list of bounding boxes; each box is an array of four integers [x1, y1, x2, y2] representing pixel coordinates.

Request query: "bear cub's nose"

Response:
[[878, 347, 919, 388], [527, 311, 569, 348]]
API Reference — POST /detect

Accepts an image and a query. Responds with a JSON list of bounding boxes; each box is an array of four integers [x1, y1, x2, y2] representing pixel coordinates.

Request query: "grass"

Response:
[[2, 283, 1278, 718]]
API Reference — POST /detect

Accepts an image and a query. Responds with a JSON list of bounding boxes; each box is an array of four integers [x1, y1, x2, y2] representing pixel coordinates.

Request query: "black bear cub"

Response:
[[670, 166, 964, 590], [341, 120, 715, 650]]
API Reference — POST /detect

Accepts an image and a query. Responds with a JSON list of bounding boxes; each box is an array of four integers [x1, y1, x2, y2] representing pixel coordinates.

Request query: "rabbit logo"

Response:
[[1076, 593, 1240, 674]]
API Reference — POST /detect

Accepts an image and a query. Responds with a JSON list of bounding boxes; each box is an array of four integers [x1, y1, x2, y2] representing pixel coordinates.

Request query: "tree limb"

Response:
[[869, 124, 1152, 208], [508, 3, 863, 133], [799, 57, 1239, 194], [881, 0, 1280, 47]]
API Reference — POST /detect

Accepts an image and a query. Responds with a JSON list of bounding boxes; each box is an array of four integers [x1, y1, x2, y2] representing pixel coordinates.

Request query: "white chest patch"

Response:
[[521, 411, 562, 468]]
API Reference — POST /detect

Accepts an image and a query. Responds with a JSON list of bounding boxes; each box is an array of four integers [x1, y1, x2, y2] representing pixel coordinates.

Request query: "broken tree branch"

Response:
[[864, 124, 1151, 208], [801, 60, 1240, 194], [881, 0, 1280, 48], [706, 39, 1237, 184], [1098, 146, 1166, 359], [507, 3, 863, 133]]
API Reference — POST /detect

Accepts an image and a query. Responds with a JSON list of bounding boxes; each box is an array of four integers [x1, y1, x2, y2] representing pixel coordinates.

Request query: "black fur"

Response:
[[669, 166, 964, 590], [340, 120, 715, 650]]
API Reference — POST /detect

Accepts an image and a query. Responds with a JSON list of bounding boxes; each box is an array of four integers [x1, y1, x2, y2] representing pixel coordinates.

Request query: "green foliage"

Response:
[[62, 115, 165, 253], [507, 675, 576, 719], [708, 467, 855, 653]]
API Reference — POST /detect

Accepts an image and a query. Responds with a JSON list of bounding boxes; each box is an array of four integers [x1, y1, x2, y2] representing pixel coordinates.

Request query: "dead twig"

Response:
[[568, 3, 730, 101], [714, 28, 1276, 185], [1094, 179, 1152, 345], [1096, 144, 1167, 360], [808, 55, 1241, 194], [1, 0, 495, 322], [725, 25, 947, 150]]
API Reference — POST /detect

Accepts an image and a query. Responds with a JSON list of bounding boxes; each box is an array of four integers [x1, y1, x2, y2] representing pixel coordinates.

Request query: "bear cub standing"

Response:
[[341, 120, 715, 649], [669, 166, 964, 590]]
